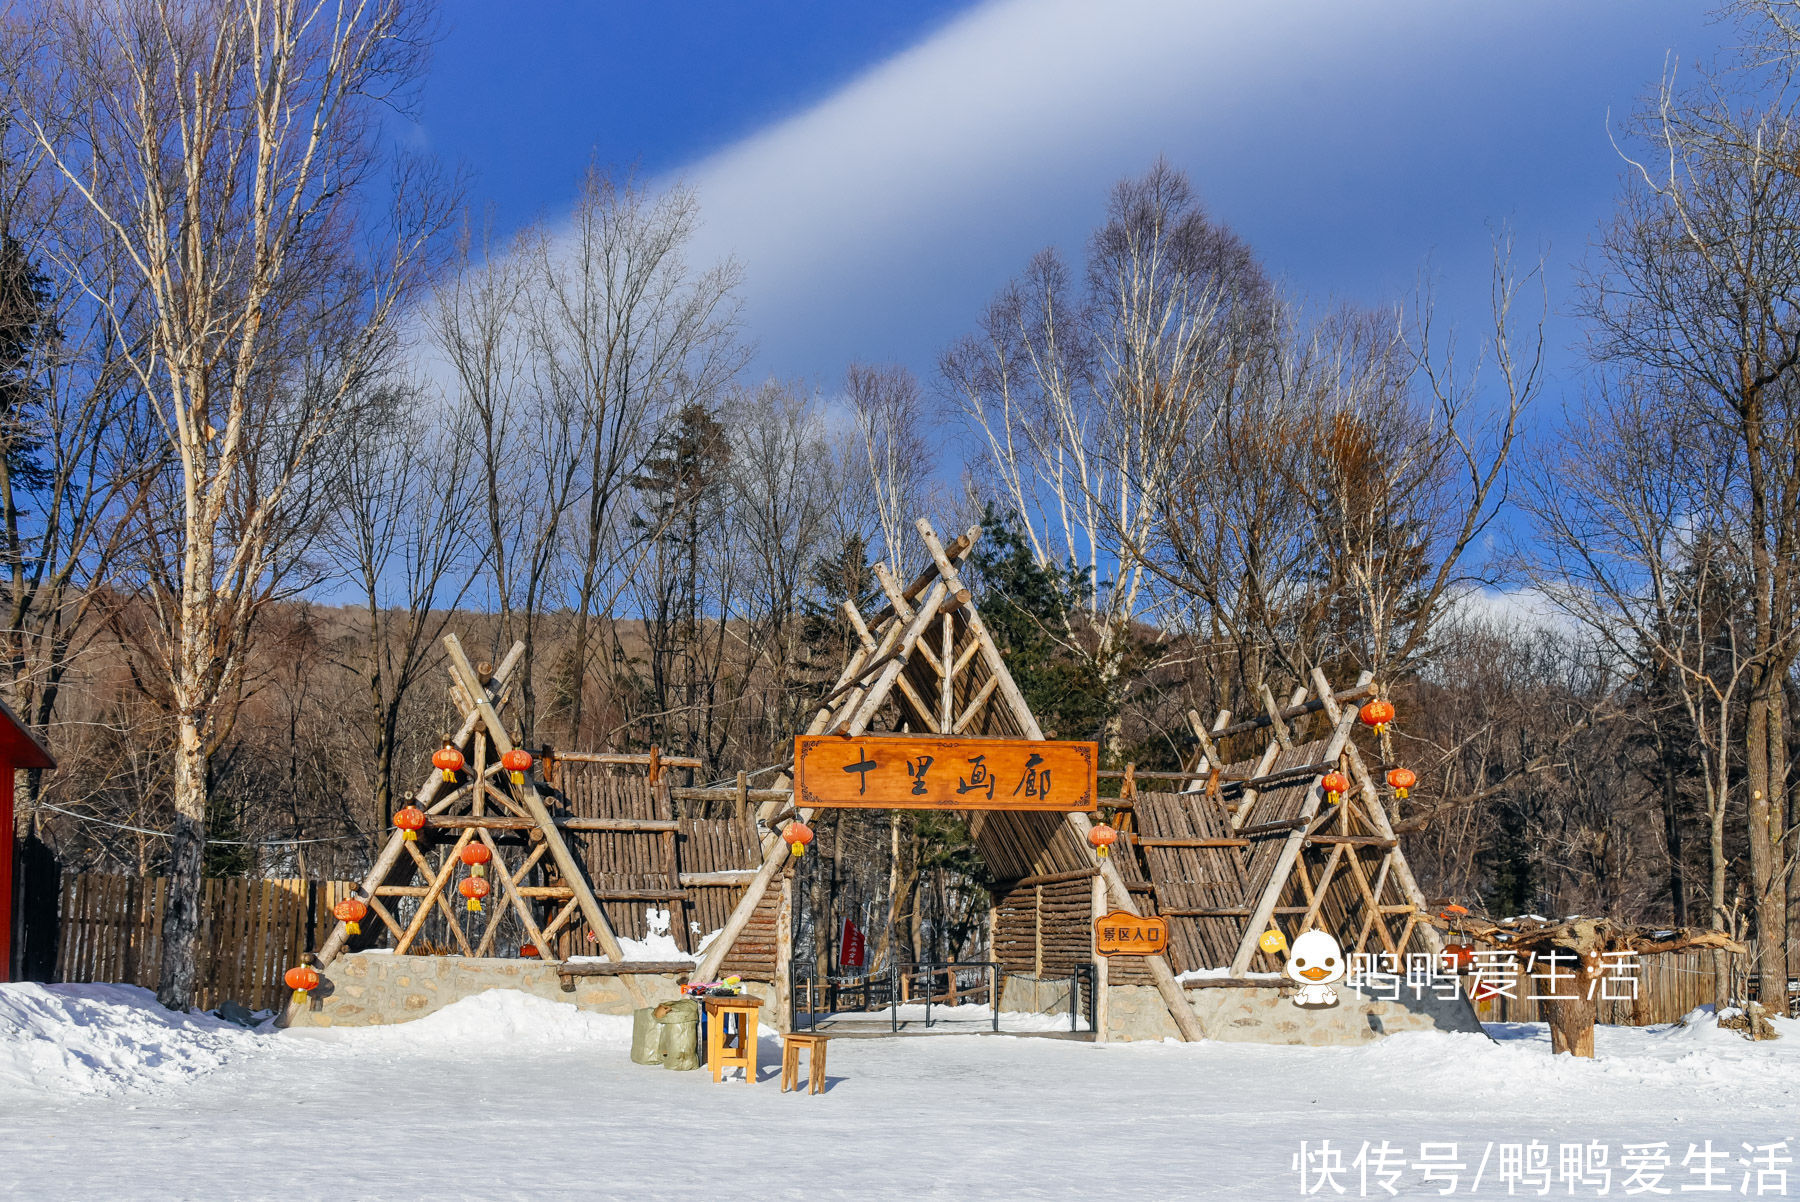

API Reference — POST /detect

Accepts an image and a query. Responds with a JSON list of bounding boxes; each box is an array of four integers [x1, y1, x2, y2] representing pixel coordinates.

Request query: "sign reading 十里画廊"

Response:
[[793, 735, 1097, 811], [1094, 910, 1169, 956]]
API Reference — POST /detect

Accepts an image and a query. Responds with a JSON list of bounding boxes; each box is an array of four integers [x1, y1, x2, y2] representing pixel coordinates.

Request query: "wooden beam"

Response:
[[1207, 683, 1379, 742], [1230, 687, 1308, 832], [311, 643, 525, 969], [952, 676, 999, 734], [997, 867, 1098, 890], [866, 527, 978, 624], [668, 787, 789, 803], [1230, 671, 1373, 974], [1183, 708, 1230, 788], [680, 870, 757, 887], [1309, 666, 1445, 958], [914, 517, 1205, 1044], [554, 750, 704, 769], [427, 816, 678, 833], [442, 634, 642, 1005]]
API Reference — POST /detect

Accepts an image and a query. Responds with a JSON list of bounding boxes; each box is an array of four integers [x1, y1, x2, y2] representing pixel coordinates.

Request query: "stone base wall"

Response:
[[281, 952, 775, 1028], [999, 971, 1487, 1046], [998, 973, 1076, 1017]]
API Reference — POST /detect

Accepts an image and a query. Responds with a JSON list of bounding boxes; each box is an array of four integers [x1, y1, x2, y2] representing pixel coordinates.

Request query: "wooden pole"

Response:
[[440, 635, 643, 1004], [692, 575, 957, 984], [913, 517, 1206, 1043], [773, 871, 793, 1034], [1230, 672, 1372, 974], [1230, 688, 1309, 831], [311, 643, 525, 969], [1307, 666, 1444, 957], [1091, 873, 1109, 1044]]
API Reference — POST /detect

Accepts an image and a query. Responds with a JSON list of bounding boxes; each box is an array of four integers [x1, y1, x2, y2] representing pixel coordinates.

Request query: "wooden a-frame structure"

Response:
[[305, 634, 666, 1007], [694, 517, 1207, 1040], [696, 518, 1451, 1040], [1130, 665, 1446, 978]]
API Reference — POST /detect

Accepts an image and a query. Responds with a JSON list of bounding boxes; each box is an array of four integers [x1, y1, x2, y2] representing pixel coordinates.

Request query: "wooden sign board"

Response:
[[794, 735, 1097, 811], [1095, 910, 1169, 957]]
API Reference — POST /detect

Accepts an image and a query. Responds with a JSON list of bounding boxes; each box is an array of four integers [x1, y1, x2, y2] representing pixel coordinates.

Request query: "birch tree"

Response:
[[19, 0, 448, 1007], [942, 160, 1266, 747]]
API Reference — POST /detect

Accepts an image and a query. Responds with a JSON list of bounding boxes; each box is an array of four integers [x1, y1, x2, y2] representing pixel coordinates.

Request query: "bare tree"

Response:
[[0, 91, 157, 815], [533, 171, 742, 745], [1522, 377, 1751, 1002], [943, 160, 1265, 749], [325, 378, 479, 826], [19, 0, 449, 1007], [1583, 49, 1800, 1002], [431, 220, 578, 739], [845, 363, 936, 576]]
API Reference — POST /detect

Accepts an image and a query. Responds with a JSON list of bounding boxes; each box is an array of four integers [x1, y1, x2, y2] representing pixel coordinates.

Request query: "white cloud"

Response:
[[668, 0, 1629, 382]]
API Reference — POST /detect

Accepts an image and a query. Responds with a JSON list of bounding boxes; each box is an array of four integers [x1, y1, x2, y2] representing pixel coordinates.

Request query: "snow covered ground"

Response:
[[2, 982, 1797, 1200]]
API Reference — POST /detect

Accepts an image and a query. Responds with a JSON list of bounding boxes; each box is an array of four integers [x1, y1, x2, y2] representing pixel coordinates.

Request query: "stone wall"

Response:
[[999, 971, 1487, 1045], [281, 952, 774, 1028]]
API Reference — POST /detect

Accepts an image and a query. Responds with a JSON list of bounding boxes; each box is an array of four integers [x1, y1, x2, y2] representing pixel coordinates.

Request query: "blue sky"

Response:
[[411, 0, 1729, 408]]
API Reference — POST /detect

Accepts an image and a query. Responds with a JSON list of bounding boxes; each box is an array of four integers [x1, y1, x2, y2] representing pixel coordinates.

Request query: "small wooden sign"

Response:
[[794, 735, 1098, 811], [1094, 910, 1169, 957]]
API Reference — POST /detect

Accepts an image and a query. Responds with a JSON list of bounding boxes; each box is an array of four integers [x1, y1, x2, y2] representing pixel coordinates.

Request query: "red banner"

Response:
[[839, 917, 866, 968]]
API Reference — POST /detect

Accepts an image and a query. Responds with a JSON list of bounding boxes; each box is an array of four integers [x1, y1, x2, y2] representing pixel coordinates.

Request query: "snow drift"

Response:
[[0, 982, 258, 1098]]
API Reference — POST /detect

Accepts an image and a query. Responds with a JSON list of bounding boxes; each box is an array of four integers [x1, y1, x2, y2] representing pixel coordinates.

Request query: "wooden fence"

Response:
[[1472, 949, 1736, 1027], [54, 874, 355, 1012]]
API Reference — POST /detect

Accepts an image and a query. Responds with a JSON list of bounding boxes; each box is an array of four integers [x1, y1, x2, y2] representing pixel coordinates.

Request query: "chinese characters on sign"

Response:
[[793, 736, 1098, 811], [1094, 911, 1169, 956], [1292, 1138, 1792, 1197]]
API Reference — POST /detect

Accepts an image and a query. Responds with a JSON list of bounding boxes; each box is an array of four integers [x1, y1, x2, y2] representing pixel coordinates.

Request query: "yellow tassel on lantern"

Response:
[[472, 864, 486, 879], [403, 829, 417, 842], [292, 988, 309, 1004], [1097, 844, 1110, 858], [510, 769, 525, 785], [346, 921, 361, 935], [467, 898, 482, 913], [789, 841, 806, 857]]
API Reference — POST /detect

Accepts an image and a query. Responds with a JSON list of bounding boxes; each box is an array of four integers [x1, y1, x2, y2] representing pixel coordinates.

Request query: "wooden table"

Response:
[[703, 994, 764, 1084]]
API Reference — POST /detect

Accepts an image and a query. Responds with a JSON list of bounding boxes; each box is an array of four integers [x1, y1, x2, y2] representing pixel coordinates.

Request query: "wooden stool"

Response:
[[703, 994, 764, 1084], [780, 1033, 829, 1095]]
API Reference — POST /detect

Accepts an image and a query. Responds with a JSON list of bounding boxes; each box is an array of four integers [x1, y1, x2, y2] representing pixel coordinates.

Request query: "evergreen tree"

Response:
[[965, 505, 1125, 745]]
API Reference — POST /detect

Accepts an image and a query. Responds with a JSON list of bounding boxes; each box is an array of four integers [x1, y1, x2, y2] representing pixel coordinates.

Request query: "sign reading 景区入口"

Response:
[[1094, 910, 1169, 957], [793, 735, 1097, 811]]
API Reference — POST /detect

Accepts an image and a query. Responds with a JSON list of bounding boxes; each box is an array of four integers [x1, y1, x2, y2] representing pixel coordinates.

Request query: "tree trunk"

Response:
[[1543, 995, 1597, 1058], [157, 716, 207, 1010], [1748, 681, 1788, 1009], [1656, 725, 1687, 926]]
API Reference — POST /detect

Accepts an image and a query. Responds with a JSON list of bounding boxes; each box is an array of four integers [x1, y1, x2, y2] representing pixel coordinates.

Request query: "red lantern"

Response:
[[1088, 823, 1118, 858], [519, 943, 539, 958], [433, 745, 465, 783], [785, 821, 814, 858], [1441, 943, 1475, 974], [1359, 698, 1395, 735], [393, 806, 426, 842], [333, 897, 368, 936], [460, 842, 492, 878], [459, 877, 491, 913], [502, 748, 533, 785], [1386, 767, 1416, 799], [1320, 772, 1349, 803], [285, 964, 319, 1004]]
